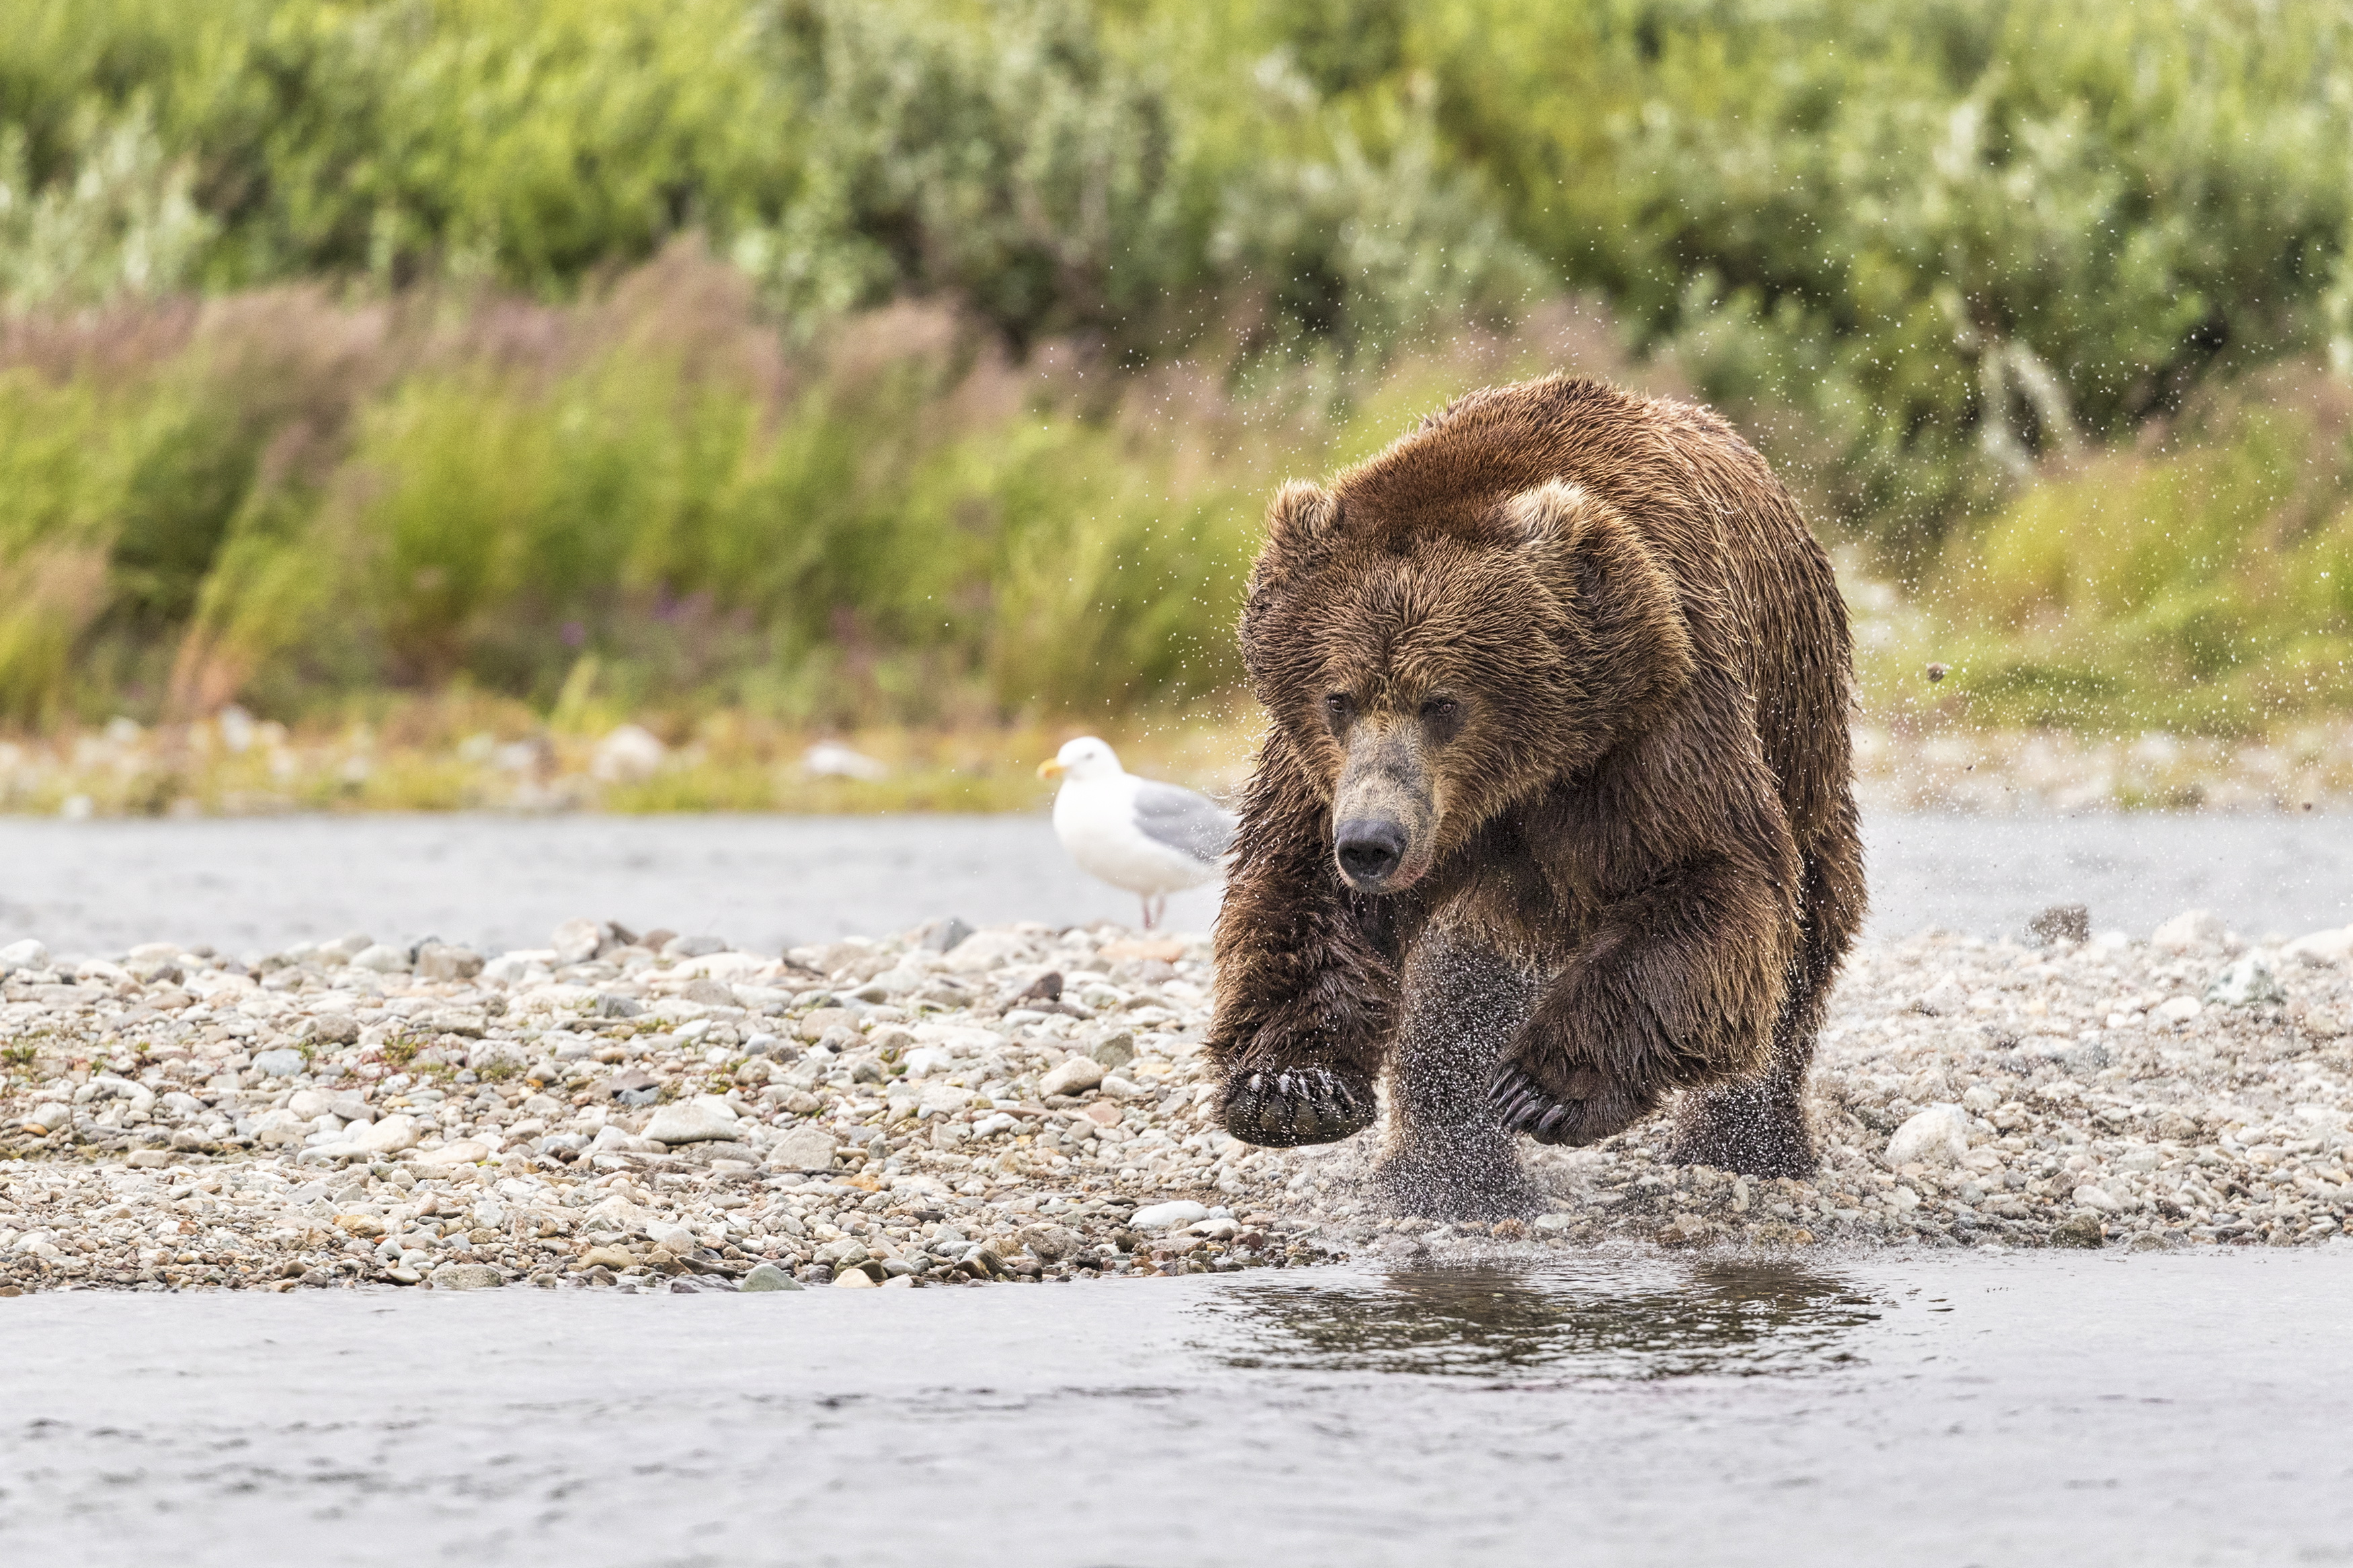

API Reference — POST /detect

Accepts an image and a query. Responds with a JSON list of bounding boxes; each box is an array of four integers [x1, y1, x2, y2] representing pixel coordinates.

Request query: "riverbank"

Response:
[[2, 904, 2348, 1294], [9, 712, 2353, 820]]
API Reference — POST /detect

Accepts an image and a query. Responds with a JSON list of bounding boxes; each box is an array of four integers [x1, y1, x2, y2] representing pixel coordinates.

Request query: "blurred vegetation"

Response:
[[5, 0, 2353, 747]]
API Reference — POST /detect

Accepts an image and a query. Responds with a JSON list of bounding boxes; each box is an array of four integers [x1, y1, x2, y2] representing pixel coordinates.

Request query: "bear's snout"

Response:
[[1335, 818, 1409, 885], [1331, 723, 1435, 891]]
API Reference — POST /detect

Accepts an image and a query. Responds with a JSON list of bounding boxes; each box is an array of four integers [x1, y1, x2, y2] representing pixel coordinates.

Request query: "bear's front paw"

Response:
[[1222, 1067, 1376, 1148], [1489, 1062, 1653, 1147]]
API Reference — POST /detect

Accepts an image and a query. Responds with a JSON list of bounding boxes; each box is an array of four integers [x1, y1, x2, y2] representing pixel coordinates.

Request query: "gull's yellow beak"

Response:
[[1037, 759, 1066, 780]]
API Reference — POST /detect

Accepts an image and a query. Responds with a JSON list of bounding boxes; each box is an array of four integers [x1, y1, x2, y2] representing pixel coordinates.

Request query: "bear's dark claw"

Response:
[[1222, 1065, 1376, 1149], [1491, 1064, 1587, 1146]]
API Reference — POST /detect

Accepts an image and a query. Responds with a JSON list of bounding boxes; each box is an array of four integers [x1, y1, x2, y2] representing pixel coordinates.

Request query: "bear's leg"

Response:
[[1668, 842, 1861, 1177], [1374, 931, 1546, 1221]]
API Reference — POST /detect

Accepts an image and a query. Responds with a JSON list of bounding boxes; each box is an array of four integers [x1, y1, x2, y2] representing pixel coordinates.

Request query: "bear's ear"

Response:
[[1248, 480, 1341, 615], [1265, 480, 1339, 557], [1504, 480, 1696, 717], [1500, 479, 1598, 554]]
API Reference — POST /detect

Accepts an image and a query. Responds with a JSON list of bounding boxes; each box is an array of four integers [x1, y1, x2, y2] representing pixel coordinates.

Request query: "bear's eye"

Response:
[[1420, 696, 1464, 737], [1322, 692, 1353, 729]]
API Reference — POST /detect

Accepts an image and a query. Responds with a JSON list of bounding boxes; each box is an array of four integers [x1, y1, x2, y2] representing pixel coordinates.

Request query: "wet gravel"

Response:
[[2, 902, 2348, 1296]]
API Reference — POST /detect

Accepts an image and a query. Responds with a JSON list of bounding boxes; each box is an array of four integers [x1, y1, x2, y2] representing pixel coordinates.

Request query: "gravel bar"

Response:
[[2, 908, 2350, 1295]]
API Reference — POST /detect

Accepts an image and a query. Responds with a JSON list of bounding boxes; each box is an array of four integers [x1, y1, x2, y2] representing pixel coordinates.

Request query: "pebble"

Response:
[[642, 1100, 740, 1145], [1037, 1057, 1106, 1098], [740, 1261, 802, 1292], [429, 1263, 505, 1290], [0, 907, 2344, 1298], [1884, 1104, 1974, 1167]]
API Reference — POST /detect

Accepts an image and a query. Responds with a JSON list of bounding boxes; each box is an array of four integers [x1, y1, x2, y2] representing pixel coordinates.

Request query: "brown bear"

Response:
[[1207, 374, 1865, 1215]]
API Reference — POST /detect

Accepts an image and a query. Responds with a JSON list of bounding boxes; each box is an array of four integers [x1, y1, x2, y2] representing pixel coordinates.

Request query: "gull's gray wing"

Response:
[[1131, 780, 1237, 862]]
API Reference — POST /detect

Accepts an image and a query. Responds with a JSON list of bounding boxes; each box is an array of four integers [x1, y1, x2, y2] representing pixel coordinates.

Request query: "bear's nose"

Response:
[[1334, 818, 1408, 885]]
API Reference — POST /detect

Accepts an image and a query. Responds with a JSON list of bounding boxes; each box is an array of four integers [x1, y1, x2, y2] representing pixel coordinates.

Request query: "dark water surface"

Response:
[[1, 809, 2348, 956], [2, 1251, 2348, 1566]]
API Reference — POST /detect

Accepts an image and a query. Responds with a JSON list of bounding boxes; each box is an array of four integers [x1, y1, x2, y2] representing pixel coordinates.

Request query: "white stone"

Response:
[[1129, 1200, 1211, 1231], [2071, 1184, 2122, 1213], [350, 943, 410, 973], [2283, 926, 2353, 967], [1913, 975, 1967, 1016], [645, 1222, 699, 1253], [941, 930, 1039, 975], [591, 724, 668, 783], [0, 938, 50, 969], [2153, 908, 2229, 953], [1884, 1104, 1973, 1167], [87, 1075, 155, 1113], [2155, 995, 2203, 1024], [1038, 1057, 1107, 1098], [413, 1140, 491, 1171], [642, 1101, 739, 1145], [550, 918, 606, 966], [587, 1125, 662, 1155], [352, 1114, 420, 1155], [859, 967, 926, 999], [2205, 954, 2286, 1007]]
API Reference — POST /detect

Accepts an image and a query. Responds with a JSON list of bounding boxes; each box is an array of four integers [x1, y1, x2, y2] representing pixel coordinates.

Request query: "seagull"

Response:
[[1037, 737, 1237, 930]]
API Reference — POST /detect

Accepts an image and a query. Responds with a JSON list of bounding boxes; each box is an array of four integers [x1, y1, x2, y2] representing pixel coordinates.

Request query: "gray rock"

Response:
[[1019, 1223, 1084, 1262], [1090, 1032, 1137, 1070], [642, 1101, 739, 1145], [309, 1012, 360, 1044], [350, 943, 411, 973], [770, 1126, 837, 1171], [1038, 1057, 1107, 1098], [920, 917, 975, 954], [551, 917, 606, 966], [415, 942, 484, 981], [740, 1262, 805, 1292], [2051, 1212, 2108, 1249], [2028, 903, 2090, 944], [429, 1263, 506, 1290], [251, 1048, 307, 1079], [662, 934, 727, 959]]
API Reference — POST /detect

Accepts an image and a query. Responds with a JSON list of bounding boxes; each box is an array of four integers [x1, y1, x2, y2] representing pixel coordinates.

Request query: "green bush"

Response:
[[1882, 368, 2353, 733]]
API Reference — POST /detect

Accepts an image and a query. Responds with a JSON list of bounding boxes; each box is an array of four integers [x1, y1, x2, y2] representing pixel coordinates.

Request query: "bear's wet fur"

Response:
[[1208, 375, 1865, 1212]]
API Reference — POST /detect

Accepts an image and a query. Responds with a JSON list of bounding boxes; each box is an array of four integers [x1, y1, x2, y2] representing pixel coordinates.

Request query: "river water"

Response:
[[1, 809, 2349, 957], [5, 809, 2351, 1564], [3, 1251, 2348, 1565]]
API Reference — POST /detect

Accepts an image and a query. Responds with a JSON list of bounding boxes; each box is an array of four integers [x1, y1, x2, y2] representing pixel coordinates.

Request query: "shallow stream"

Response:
[[4, 1251, 2348, 1565], [2, 809, 2349, 956]]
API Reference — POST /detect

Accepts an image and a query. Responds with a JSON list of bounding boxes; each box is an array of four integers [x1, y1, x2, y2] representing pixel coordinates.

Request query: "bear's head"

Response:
[[1241, 470, 1694, 895]]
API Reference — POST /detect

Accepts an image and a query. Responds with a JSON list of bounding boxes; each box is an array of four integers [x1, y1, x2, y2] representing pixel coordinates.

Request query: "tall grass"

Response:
[[0, 246, 1644, 730], [1876, 367, 2353, 734]]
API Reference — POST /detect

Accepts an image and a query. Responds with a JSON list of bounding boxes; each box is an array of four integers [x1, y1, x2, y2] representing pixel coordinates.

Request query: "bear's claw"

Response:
[[1490, 1063, 1603, 1147], [1222, 1066, 1375, 1148]]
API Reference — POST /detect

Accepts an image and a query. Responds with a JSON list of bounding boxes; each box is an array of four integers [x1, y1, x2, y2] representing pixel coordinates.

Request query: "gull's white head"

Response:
[[1037, 735, 1123, 784]]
